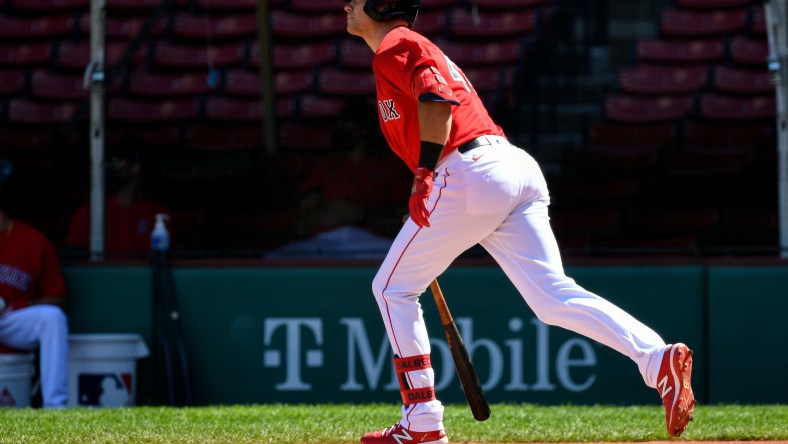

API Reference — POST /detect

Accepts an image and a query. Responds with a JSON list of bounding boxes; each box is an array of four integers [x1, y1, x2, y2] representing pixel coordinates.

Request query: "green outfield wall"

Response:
[[62, 264, 788, 406]]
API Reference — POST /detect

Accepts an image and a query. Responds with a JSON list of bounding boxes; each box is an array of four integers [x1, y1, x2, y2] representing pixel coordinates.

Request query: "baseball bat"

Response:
[[429, 278, 491, 421]]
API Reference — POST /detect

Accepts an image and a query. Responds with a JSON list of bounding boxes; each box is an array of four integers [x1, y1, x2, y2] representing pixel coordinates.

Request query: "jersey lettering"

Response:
[[444, 55, 472, 93], [378, 99, 401, 121], [0, 264, 32, 292]]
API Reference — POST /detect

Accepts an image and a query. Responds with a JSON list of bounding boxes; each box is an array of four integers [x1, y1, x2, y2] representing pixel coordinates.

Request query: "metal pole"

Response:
[[765, 1, 788, 258], [256, 0, 277, 154], [87, 0, 107, 260]]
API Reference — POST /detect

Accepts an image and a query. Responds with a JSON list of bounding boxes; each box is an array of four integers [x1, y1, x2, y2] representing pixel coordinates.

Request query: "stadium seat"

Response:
[[437, 38, 523, 67], [183, 124, 264, 151], [127, 71, 213, 98], [270, 10, 346, 41], [54, 40, 141, 71], [588, 122, 678, 149], [618, 65, 708, 95], [0, 43, 53, 68], [712, 65, 773, 94], [604, 94, 694, 123], [337, 37, 374, 69], [172, 12, 258, 41], [8, 98, 79, 125], [204, 96, 261, 122], [699, 93, 775, 121], [448, 8, 537, 40], [461, 66, 514, 93], [636, 38, 725, 65], [0, 70, 26, 96], [316, 68, 376, 96], [667, 145, 756, 176], [107, 125, 182, 147], [659, 7, 747, 38], [9, 0, 89, 12], [106, 0, 167, 13], [683, 119, 774, 148], [30, 70, 96, 100], [192, 0, 261, 12], [471, 0, 553, 11], [108, 97, 202, 123], [0, 128, 55, 150], [79, 15, 167, 40], [287, 0, 342, 13], [749, 4, 766, 37], [250, 41, 336, 70], [411, 9, 449, 37], [152, 42, 247, 70], [0, 14, 76, 40], [225, 68, 315, 96], [729, 35, 768, 66], [277, 122, 334, 150], [293, 94, 347, 119], [674, 0, 756, 9]]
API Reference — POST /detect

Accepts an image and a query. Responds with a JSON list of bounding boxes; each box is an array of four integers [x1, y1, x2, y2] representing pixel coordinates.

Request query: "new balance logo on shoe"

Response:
[[657, 374, 673, 399], [392, 429, 412, 444], [360, 423, 448, 444]]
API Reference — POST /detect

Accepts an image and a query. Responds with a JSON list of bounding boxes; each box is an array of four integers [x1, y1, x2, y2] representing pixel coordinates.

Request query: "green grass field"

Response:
[[0, 403, 786, 444]]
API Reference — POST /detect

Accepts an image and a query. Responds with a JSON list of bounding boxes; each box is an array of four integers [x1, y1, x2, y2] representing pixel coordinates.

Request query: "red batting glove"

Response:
[[408, 167, 434, 228]]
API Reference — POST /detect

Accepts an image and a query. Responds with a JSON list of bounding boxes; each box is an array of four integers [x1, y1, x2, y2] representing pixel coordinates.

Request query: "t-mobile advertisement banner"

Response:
[[168, 266, 705, 405]]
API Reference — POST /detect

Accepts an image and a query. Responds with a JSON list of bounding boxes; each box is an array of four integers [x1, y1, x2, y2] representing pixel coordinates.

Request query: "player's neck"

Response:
[[364, 23, 408, 52]]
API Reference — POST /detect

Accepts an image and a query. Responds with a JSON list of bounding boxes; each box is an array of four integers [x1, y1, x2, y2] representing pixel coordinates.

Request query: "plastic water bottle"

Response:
[[151, 214, 171, 252]]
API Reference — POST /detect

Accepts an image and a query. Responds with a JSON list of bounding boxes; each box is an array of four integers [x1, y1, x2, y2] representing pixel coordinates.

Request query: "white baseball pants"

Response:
[[0, 305, 69, 408], [372, 138, 667, 432]]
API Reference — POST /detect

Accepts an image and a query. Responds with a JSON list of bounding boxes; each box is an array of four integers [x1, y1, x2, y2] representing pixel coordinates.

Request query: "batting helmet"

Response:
[[362, 0, 419, 28]]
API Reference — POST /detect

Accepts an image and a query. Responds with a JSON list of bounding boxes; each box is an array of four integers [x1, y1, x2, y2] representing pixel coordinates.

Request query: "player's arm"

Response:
[[408, 65, 457, 228]]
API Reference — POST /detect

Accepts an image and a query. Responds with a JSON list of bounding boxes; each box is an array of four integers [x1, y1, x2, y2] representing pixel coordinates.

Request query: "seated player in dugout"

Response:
[[0, 158, 70, 408], [296, 98, 411, 238], [64, 136, 175, 258], [341, 1, 696, 443]]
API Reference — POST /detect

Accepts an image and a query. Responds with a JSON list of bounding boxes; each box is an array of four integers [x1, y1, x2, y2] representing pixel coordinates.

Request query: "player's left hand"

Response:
[[409, 167, 434, 228]]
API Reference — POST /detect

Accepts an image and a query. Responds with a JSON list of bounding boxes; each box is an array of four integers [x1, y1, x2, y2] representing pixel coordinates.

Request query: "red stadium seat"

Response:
[[277, 122, 333, 150], [604, 94, 695, 123], [448, 8, 536, 39], [0, 43, 52, 67], [337, 37, 374, 69], [461, 67, 515, 93], [295, 94, 347, 119], [316, 68, 376, 96], [588, 122, 678, 148], [660, 7, 747, 38], [152, 42, 246, 70], [619, 65, 708, 95], [270, 10, 346, 40], [54, 40, 142, 71], [108, 97, 202, 122], [183, 124, 264, 151], [78, 15, 167, 39], [674, 0, 756, 9], [204, 96, 262, 122], [636, 38, 725, 65], [0, 70, 26, 95], [699, 93, 775, 120], [9, 0, 89, 12], [288, 0, 342, 13], [127, 71, 213, 98], [0, 128, 55, 150], [192, 0, 260, 12], [729, 35, 768, 66], [250, 41, 336, 70], [0, 14, 75, 40], [30, 70, 95, 100], [471, 0, 553, 11], [683, 119, 773, 148], [8, 99, 79, 125], [411, 9, 449, 36], [172, 12, 258, 41], [225, 68, 315, 96], [438, 38, 523, 66], [106, 0, 166, 13], [712, 65, 773, 94]]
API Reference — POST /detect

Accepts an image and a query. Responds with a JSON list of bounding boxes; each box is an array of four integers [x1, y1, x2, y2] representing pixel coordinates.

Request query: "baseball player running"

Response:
[[342, 1, 695, 443]]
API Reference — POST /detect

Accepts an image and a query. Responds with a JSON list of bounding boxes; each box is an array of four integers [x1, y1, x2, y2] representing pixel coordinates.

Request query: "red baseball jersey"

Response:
[[0, 220, 67, 310], [65, 197, 171, 254], [372, 27, 505, 172]]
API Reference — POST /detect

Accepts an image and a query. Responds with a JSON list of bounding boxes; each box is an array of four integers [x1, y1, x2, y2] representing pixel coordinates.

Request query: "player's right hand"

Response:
[[408, 167, 434, 228]]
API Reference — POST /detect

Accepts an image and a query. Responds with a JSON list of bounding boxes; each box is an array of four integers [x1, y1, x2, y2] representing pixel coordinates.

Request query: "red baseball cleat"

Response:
[[360, 423, 448, 444], [657, 343, 696, 437]]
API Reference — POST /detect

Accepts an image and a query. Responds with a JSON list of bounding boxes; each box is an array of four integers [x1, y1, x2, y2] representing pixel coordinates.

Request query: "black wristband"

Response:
[[418, 141, 444, 169]]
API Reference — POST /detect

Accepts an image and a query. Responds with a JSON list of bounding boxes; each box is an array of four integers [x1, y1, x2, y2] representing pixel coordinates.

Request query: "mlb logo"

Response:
[[78, 373, 132, 407], [0, 387, 18, 407]]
